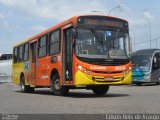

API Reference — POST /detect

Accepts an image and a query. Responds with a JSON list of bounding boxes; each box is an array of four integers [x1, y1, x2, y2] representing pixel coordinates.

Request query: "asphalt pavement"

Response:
[[0, 83, 160, 114]]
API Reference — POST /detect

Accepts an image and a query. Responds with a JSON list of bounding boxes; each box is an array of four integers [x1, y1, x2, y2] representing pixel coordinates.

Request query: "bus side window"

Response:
[[19, 45, 24, 62], [24, 43, 29, 61], [17, 46, 21, 62], [38, 35, 47, 58], [49, 30, 60, 55], [13, 47, 18, 63]]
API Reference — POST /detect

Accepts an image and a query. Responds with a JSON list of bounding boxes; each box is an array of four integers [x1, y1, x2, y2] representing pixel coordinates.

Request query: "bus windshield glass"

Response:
[[75, 29, 129, 59], [131, 55, 151, 72]]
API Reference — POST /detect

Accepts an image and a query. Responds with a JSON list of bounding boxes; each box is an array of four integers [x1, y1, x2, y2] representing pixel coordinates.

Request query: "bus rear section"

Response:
[[12, 15, 132, 96], [131, 49, 160, 85]]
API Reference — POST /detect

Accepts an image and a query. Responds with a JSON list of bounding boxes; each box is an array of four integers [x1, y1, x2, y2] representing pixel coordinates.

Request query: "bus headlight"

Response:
[[77, 65, 92, 75], [78, 65, 83, 71]]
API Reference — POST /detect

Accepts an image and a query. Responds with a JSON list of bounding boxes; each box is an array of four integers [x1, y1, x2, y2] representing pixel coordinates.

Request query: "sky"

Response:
[[0, 0, 160, 54]]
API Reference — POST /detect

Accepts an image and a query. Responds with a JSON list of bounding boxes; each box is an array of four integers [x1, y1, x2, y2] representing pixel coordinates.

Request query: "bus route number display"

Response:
[[78, 17, 126, 28]]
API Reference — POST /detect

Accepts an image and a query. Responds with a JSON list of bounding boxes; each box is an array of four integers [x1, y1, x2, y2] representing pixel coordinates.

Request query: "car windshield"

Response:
[[131, 55, 151, 72], [75, 29, 129, 59]]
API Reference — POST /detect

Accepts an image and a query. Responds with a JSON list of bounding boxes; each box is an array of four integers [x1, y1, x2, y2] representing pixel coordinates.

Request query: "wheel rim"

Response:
[[54, 79, 60, 90]]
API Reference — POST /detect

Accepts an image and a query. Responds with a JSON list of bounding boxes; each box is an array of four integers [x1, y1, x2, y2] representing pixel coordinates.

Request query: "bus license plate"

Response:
[[104, 77, 114, 81]]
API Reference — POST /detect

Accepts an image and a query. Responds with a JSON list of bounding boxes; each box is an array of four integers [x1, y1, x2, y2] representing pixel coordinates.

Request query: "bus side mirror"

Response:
[[153, 57, 159, 69]]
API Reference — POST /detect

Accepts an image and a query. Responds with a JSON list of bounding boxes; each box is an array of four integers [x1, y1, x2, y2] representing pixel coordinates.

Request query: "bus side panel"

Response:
[[48, 56, 63, 86], [12, 63, 24, 85], [23, 61, 30, 86], [34, 56, 62, 87], [35, 57, 51, 86]]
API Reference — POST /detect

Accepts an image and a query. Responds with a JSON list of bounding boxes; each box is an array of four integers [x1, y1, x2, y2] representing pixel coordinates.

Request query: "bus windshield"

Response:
[[75, 29, 129, 59], [131, 55, 151, 72]]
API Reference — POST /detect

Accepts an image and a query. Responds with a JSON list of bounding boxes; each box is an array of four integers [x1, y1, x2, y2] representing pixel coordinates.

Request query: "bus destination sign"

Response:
[[77, 17, 127, 28]]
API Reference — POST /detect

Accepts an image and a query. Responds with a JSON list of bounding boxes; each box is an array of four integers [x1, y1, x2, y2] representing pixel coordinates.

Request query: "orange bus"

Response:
[[12, 15, 132, 96]]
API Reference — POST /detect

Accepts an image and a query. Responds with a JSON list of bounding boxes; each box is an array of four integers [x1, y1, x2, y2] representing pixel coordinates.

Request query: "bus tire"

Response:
[[20, 75, 34, 93], [92, 85, 109, 95], [51, 73, 69, 96]]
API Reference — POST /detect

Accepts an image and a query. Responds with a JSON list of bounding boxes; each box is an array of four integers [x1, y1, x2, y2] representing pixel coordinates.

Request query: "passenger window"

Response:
[[38, 36, 47, 57], [49, 30, 60, 55], [19, 45, 24, 61], [13, 47, 18, 63], [24, 43, 29, 61]]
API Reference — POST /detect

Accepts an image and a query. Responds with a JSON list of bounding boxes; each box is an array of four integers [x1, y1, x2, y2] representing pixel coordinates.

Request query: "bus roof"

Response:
[[132, 49, 160, 56], [14, 15, 128, 47]]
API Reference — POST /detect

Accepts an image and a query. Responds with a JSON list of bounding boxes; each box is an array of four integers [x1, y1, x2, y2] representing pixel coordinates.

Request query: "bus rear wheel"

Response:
[[51, 73, 69, 96], [20, 76, 34, 93], [92, 85, 109, 95]]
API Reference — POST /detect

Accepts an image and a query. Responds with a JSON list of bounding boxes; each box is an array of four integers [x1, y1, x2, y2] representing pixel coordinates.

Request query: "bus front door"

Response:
[[29, 41, 37, 86], [151, 53, 160, 83], [62, 25, 73, 85]]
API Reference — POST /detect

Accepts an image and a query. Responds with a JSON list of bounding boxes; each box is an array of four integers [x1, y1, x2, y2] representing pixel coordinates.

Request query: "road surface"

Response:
[[0, 83, 160, 114]]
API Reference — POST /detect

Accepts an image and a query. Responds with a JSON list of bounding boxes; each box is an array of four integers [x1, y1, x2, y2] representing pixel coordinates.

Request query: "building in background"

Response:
[[0, 54, 12, 83]]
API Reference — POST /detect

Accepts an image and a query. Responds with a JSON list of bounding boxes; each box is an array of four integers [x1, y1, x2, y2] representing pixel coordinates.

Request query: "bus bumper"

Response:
[[74, 70, 132, 85]]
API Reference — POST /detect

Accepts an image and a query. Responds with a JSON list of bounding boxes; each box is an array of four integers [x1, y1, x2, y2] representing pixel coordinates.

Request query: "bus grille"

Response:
[[92, 76, 124, 82]]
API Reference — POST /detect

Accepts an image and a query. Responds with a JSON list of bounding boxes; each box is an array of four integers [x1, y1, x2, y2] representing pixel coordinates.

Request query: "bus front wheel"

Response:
[[20, 76, 34, 93], [51, 73, 69, 96], [92, 85, 109, 95]]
